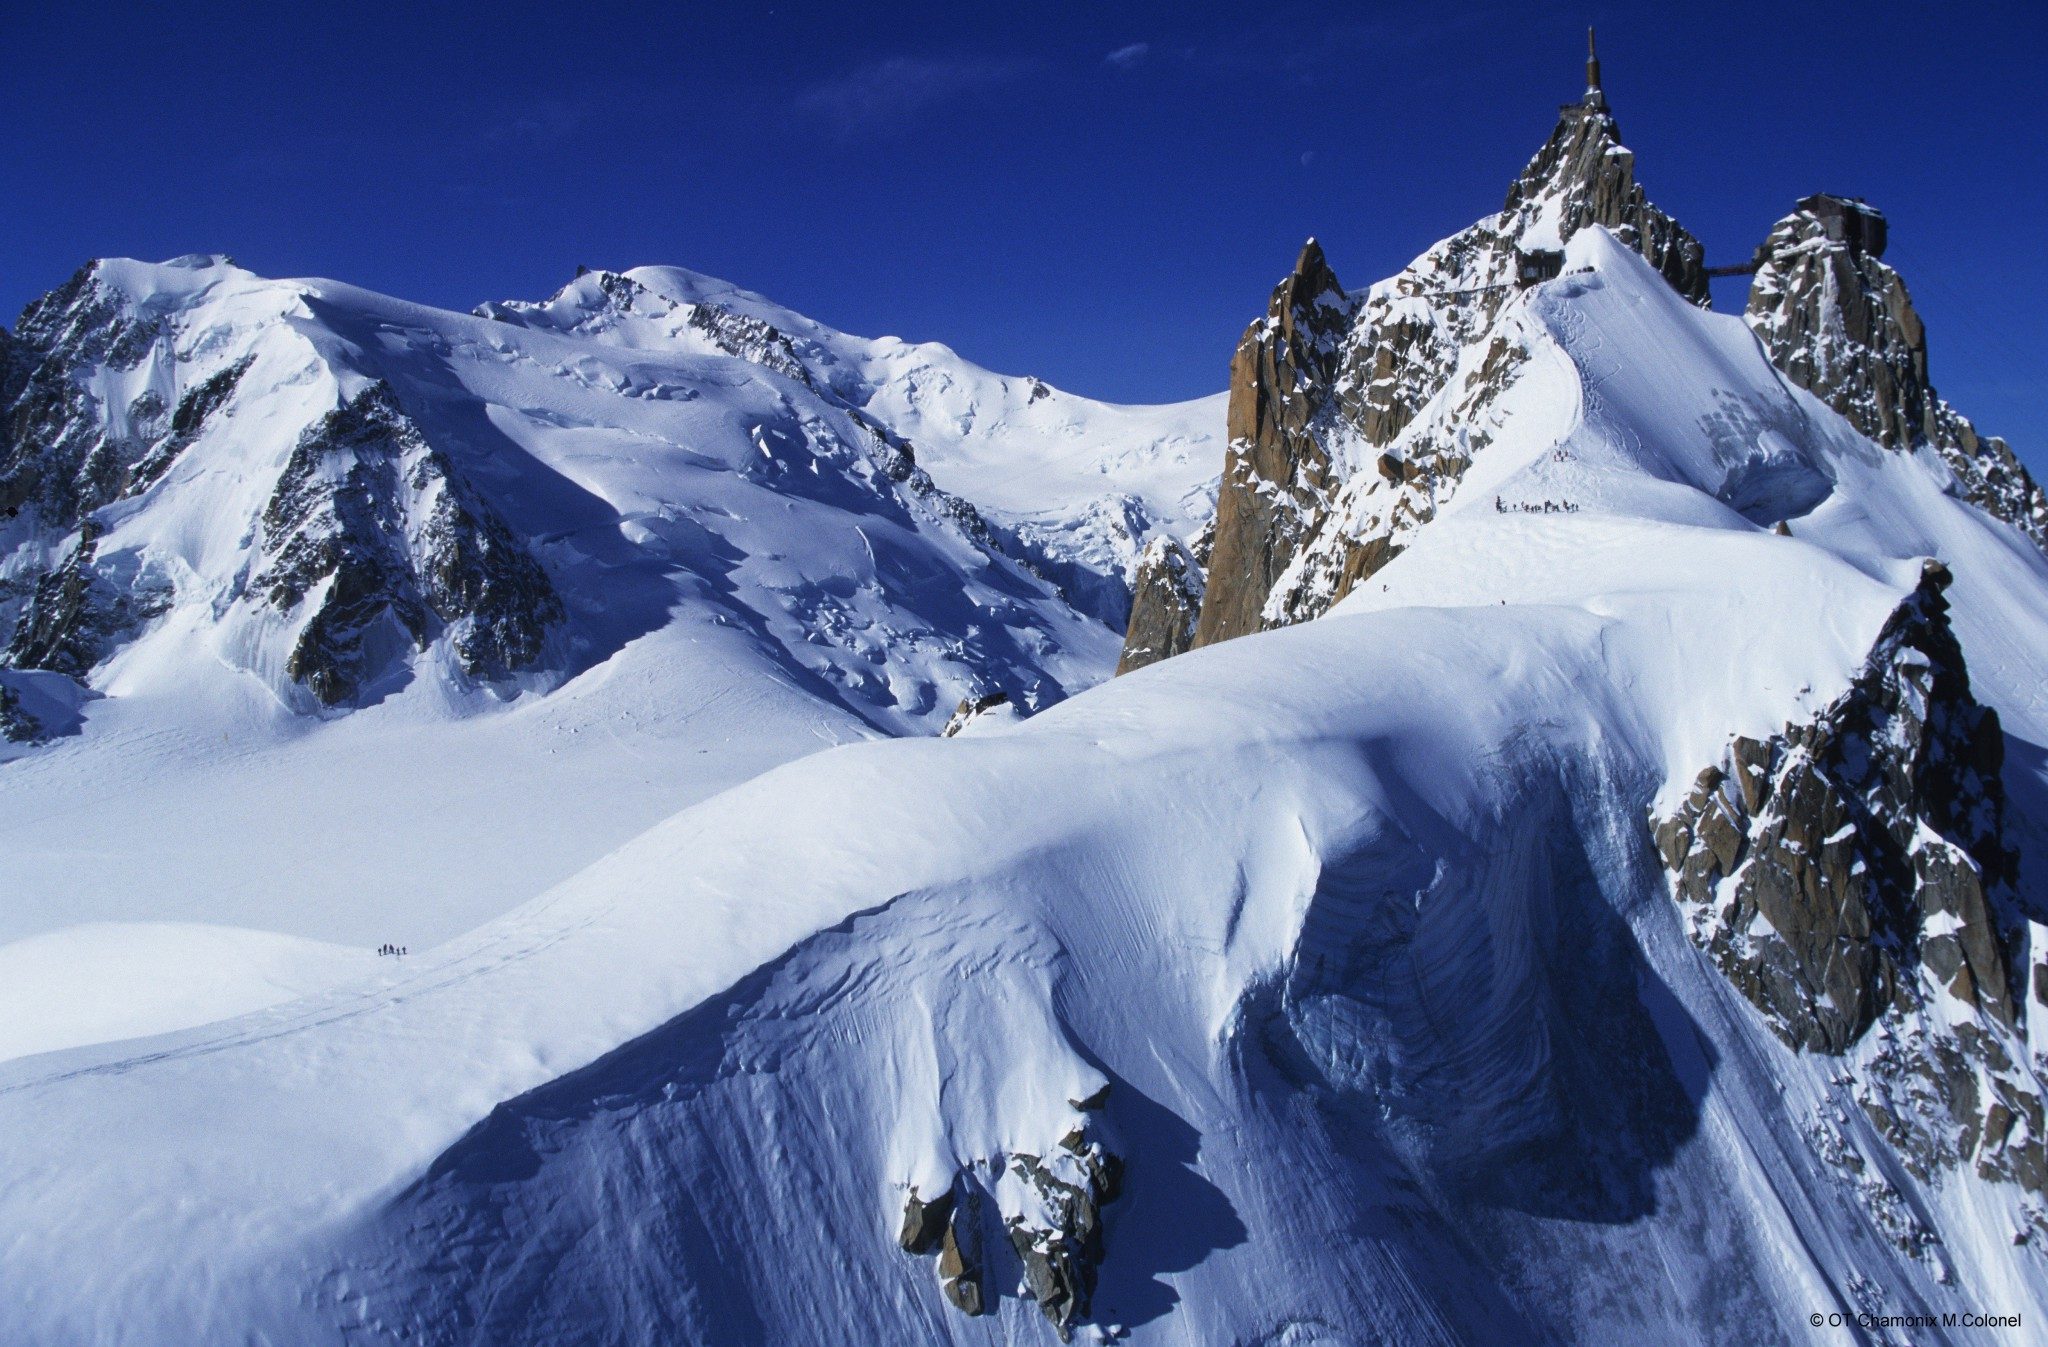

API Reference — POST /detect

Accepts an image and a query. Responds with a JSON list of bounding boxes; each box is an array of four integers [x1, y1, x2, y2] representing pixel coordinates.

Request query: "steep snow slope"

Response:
[[5, 231, 2046, 1345], [482, 265, 1223, 623], [0, 257, 1220, 962]]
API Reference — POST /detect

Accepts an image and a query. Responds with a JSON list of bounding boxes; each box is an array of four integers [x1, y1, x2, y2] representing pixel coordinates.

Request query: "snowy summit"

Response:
[[2, 32, 2046, 1347]]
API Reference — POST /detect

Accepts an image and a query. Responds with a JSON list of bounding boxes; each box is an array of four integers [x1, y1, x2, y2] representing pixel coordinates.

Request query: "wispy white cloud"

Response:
[[796, 55, 1036, 135], [1105, 43, 1151, 69]]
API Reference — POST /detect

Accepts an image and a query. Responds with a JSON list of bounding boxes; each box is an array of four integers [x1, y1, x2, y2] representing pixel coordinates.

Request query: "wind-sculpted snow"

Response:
[[0, 252, 1217, 957], [7, 236, 2048, 1343], [6, 115, 2048, 1343]]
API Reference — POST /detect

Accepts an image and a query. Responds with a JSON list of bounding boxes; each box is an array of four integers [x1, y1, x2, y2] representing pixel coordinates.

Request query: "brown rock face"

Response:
[[940, 691, 1010, 737], [1005, 1137, 1120, 1341], [894, 1111, 1122, 1337], [895, 1187, 953, 1254], [936, 1218, 983, 1315], [1191, 240, 1355, 649], [1747, 199, 1927, 452], [1114, 529, 1206, 675], [1118, 72, 1708, 671], [1656, 563, 2018, 1050], [1746, 198, 2048, 550], [1500, 96, 1707, 303]]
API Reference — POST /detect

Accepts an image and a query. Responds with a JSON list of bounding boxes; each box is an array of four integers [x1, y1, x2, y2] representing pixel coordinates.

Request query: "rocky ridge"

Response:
[[255, 383, 563, 707], [1745, 197, 2048, 550], [1191, 239, 1356, 647], [1124, 63, 1706, 671], [1655, 561, 2048, 1201], [1121, 67, 2042, 679]]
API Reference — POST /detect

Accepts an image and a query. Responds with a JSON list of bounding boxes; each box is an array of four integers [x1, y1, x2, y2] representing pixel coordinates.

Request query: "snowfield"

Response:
[[0, 254, 1220, 962], [5, 229, 2048, 1343], [0, 921, 378, 1064]]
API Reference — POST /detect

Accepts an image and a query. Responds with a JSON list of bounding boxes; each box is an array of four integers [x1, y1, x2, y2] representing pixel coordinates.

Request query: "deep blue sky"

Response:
[[6, 2, 2043, 460]]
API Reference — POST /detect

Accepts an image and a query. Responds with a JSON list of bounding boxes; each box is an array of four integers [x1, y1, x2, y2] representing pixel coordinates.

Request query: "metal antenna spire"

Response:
[[1586, 27, 1602, 92]]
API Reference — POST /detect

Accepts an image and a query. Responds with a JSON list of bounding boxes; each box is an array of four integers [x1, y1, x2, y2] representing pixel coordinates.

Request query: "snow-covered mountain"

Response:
[[5, 45, 2048, 1347], [482, 265, 1223, 625], [1119, 63, 2044, 677], [0, 254, 1220, 979]]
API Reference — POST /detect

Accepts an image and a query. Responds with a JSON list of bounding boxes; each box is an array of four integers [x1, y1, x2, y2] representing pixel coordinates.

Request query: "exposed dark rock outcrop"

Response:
[[0, 262, 176, 528], [1655, 561, 2044, 1192], [4, 523, 167, 676], [1500, 88, 1707, 304], [0, 265, 261, 688], [937, 1211, 984, 1317], [128, 357, 253, 494], [896, 1107, 1122, 1339], [1192, 240, 1356, 649], [1115, 527, 1206, 675], [940, 690, 1010, 737], [2, 264, 252, 528], [1004, 1123, 1123, 1340], [1127, 59, 1707, 669], [0, 681, 39, 743], [1746, 197, 2048, 550], [897, 1177, 990, 1319], [896, 1186, 954, 1254], [683, 299, 820, 389], [256, 383, 563, 706]]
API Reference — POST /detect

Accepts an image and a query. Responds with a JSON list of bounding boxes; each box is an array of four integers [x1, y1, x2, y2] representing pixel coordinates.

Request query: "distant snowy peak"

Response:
[[0, 258, 567, 713], [1, 256, 262, 534], [2, 251, 1214, 740], [483, 262, 1219, 521], [483, 263, 1223, 626], [482, 261, 1207, 467], [476, 266, 844, 390]]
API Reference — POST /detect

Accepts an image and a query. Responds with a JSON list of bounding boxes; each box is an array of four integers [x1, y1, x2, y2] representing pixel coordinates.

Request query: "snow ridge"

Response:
[[4, 230, 2048, 1345]]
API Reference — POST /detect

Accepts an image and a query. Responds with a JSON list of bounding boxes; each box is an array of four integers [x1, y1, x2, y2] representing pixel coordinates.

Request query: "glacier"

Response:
[[4, 222, 2047, 1344], [0, 253, 1218, 985]]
